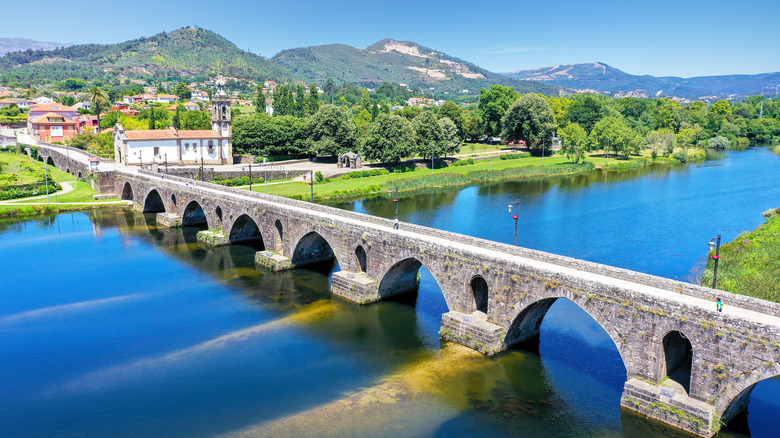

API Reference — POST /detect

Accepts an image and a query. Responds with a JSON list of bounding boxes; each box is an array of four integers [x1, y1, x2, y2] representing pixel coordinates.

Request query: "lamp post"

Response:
[[388, 186, 399, 218], [507, 201, 520, 246], [248, 164, 253, 192], [709, 234, 722, 289], [263, 154, 268, 193], [43, 164, 50, 204], [164, 153, 168, 174], [310, 170, 314, 202]]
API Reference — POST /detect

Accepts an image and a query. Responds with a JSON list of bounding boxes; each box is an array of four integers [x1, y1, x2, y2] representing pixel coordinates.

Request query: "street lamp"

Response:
[[164, 153, 168, 174], [263, 154, 268, 194], [507, 201, 520, 245], [390, 186, 399, 218], [708, 235, 722, 289]]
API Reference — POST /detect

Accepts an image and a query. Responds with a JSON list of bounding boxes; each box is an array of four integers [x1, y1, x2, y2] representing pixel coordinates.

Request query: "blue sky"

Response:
[[3, 0, 779, 77]]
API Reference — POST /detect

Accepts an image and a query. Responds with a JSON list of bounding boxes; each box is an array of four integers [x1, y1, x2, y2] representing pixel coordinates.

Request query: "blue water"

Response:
[[0, 147, 778, 437]]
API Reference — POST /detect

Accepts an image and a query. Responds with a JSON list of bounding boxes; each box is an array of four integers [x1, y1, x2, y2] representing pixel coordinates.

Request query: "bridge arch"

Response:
[[120, 182, 134, 201], [378, 257, 451, 309], [504, 294, 630, 374], [470, 275, 488, 313], [142, 189, 166, 213], [274, 219, 284, 252], [355, 245, 367, 272], [292, 231, 336, 267], [717, 363, 780, 428], [229, 214, 264, 247], [171, 193, 177, 208], [215, 206, 224, 226], [46, 156, 55, 166], [77, 171, 82, 179], [662, 330, 693, 394], [182, 200, 208, 228]]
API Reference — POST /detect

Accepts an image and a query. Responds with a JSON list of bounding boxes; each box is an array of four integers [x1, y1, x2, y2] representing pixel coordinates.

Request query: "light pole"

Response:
[[164, 153, 168, 174], [507, 201, 520, 245], [310, 170, 314, 202], [390, 186, 399, 218], [43, 164, 50, 204], [249, 164, 253, 191], [709, 235, 722, 289], [263, 154, 268, 193]]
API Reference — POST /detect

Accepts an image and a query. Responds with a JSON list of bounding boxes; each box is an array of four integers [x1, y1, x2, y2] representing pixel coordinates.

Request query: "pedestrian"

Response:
[[393, 217, 399, 230], [716, 297, 723, 312]]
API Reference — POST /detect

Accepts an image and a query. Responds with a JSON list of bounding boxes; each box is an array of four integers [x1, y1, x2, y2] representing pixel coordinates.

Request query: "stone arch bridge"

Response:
[[32, 144, 780, 438]]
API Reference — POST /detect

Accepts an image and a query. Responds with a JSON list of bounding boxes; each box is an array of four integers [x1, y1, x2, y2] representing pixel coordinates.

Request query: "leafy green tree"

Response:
[[463, 116, 481, 142], [438, 101, 464, 139], [710, 100, 732, 116], [566, 94, 606, 133], [295, 84, 306, 118], [478, 85, 519, 137], [273, 85, 295, 117], [172, 104, 183, 130], [61, 78, 87, 91], [233, 113, 306, 155], [306, 84, 320, 115], [438, 117, 461, 156], [323, 78, 336, 104], [548, 96, 573, 130], [174, 82, 191, 100], [180, 109, 211, 130], [746, 118, 780, 144], [352, 109, 373, 137], [589, 116, 641, 158], [394, 105, 422, 121], [305, 104, 358, 156], [676, 127, 697, 149], [255, 83, 266, 113], [363, 113, 415, 162], [501, 93, 557, 153], [646, 129, 676, 158], [708, 135, 730, 150], [559, 122, 587, 163], [60, 95, 76, 106], [412, 111, 445, 159], [100, 110, 119, 130], [89, 86, 109, 133]]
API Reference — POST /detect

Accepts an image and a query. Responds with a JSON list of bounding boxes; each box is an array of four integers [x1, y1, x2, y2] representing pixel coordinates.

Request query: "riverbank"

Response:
[[701, 208, 780, 302], [259, 147, 704, 201]]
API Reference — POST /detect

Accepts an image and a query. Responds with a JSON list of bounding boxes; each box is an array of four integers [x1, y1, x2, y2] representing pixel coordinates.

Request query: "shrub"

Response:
[[500, 152, 531, 160], [315, 171, 324, 182], [392, 164, 416, 173]]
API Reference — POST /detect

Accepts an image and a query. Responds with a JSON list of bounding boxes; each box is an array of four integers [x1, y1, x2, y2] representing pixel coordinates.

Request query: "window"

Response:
[[184, 142, 189, 151], [154, 146, 160, 156]]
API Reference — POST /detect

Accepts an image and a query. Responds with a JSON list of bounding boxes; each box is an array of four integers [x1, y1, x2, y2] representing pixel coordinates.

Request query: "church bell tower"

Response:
[[211, 76, 232, 164]]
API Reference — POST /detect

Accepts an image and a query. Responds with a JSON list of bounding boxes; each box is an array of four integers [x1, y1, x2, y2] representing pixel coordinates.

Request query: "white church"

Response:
[[113, 77, 233, 166]]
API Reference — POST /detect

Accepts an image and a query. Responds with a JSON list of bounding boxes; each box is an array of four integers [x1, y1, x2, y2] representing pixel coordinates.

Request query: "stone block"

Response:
[[255, 251, 293, 271], [330, 271, 379, 304], [156, 212, 182, 228], [440, 311, 505, 355], [621, 378, 716, 437], [196, 230, 229, 247]]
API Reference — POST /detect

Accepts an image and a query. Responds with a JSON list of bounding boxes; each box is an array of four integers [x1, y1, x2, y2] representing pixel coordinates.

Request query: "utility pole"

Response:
[[310, 170, 314, 202]]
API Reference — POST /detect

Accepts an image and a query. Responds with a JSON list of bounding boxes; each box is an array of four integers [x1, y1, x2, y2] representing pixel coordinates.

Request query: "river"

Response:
[[0, 147, 778, 437]]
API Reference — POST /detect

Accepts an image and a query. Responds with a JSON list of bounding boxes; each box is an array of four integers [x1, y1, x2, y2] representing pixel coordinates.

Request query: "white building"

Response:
[[113, 77, 233, 166]]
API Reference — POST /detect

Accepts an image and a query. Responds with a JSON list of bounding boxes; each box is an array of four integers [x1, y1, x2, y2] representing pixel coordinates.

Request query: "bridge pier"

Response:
[[255, 251, 293, 271], [621, 378, 717, 437], [196, 229, 229, 247], [440, 311, 505, 355], [330, 271, 379, 304], [156, 213, 182, 228]]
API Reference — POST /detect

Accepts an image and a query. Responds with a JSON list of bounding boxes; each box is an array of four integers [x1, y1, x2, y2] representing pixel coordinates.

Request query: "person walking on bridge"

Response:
[[393, 217, 399, 230], [716, 297, 723, 312]]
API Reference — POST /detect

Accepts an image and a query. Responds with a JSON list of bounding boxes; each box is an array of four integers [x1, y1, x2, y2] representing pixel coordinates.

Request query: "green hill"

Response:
[[0, 27, 295, 86], [272, 38, 558, 95]]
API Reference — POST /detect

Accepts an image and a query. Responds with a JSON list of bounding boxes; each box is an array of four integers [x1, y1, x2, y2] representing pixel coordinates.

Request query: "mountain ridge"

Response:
[[0, 37, 72, 56]]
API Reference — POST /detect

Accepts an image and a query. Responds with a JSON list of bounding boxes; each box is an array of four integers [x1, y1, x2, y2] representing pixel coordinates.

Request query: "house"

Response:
[[123, 95, 144, 104], [0, 98, 33, 109], [32, 96, 55, 105], [155, 94, 179, 104], [29, 112, 79, 142], [113, 76, 233, 166], [191, 90, 209, 102], [29, 102, 78, 120], [78, 115, 99, 134], [72, 101, 91, 111]]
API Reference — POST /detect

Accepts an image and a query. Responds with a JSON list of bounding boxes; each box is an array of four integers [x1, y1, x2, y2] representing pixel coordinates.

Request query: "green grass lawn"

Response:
[[257, 148, 686, 200], [0, 151, 72, 184], [701, 210, 780, 302], [12, 181, 118, 204]]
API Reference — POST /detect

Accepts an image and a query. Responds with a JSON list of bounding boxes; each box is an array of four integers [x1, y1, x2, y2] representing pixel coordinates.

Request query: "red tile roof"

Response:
[[30, 112, 77, 125]]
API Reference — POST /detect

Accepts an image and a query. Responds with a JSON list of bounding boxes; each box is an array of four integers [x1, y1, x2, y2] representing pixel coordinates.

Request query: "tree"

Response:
[[710, 100, 732, 116], [180, 109, 211, 130], [100, 110, 119, 130], [412, 111, 445, 160], [89, 86, 109, 134], [255, 83, 266, 113], [646, 129, 677, 158], [352, 109, 373, 137], [566, 94, 606, 133], [323, 78, 336, 104], [174, 82, 191, 100], [589, 116, 641, 159], [172, 104, 183, 130], [463, 116, 481, 142], [295, 84, 306, 118], [501, 93, 557, 154], [438, 101, 464, 139], [273, 85, 295, 117], [61, 78, 87, 91], [233, 113, 306, 155], [306, 84, 320, 115], [478, 85, 519, 137], [362, 113, 415, 162], [559, 122, 587, 163], [708, 135, 730, 150], [60, 95, 76, 106], [438, 117, 461, 156], [305, 105, 358, 156]]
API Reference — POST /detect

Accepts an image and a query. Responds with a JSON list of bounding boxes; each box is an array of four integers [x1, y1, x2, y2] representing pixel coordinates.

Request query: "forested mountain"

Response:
[[503, 63, 780, 98], [0, 27, 295, 86], [272, 39, 558, 95], [0, 37, 71, 55]]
